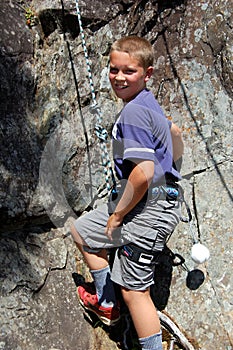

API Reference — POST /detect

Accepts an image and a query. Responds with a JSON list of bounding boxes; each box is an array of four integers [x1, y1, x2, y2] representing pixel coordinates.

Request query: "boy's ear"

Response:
[[145, 66, 154, 81]]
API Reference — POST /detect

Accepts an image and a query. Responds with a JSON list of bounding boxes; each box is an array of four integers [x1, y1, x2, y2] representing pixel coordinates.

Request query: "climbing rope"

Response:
[[75, 0, 116, 193]]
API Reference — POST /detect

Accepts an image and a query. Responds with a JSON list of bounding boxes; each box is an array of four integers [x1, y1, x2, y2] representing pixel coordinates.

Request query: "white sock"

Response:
[[139, 332, 163, 350]]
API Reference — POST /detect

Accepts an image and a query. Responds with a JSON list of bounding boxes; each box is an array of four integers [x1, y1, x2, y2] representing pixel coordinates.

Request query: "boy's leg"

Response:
[[71, 224, 109, 270], [121, 287, 162, 350], [70, 225, 120, 325], [121, 287, 160, 336]]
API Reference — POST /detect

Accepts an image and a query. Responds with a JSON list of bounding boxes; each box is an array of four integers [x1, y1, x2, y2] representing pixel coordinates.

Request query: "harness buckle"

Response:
[[150, 185, 179, 201], [138, 253, 154, 264], [162, 186, 179, 199], [119, 244, 158, 265]]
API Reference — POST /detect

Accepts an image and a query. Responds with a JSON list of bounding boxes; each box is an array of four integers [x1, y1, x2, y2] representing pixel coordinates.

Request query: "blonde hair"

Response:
[[110, 36, 154, 70]]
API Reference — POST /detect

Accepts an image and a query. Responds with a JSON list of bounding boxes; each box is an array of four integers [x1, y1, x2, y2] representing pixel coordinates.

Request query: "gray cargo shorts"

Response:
[[73, 189, 182, 291]]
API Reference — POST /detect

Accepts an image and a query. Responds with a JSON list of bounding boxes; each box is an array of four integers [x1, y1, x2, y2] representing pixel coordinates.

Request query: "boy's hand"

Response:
[[105, 212, 123, 240]]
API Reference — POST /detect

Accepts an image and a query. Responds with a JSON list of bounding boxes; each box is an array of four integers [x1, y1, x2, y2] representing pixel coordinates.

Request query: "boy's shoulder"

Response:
[[123, 89, 164, 117], [131, 88, 154, 105]]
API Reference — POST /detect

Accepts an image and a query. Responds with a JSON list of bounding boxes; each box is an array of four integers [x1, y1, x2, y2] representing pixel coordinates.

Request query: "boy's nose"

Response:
[[115, 71, 125, 80]]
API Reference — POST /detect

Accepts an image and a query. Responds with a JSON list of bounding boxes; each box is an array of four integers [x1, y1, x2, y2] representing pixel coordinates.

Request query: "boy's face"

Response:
[[109, 51, 153, 102]]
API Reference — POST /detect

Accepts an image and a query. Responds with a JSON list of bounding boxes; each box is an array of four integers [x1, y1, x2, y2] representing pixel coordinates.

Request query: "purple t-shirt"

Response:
[[112, 89, 181, 185]]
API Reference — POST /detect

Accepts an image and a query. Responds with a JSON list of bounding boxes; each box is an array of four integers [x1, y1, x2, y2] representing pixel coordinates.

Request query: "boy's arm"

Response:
[[105, 160, 154, 240], [170, 122, 184, 162]]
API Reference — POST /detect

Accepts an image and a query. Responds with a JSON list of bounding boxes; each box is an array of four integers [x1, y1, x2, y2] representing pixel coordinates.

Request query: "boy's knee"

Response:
[[70, 224, 83, 245], [70, 224, 77, 237]]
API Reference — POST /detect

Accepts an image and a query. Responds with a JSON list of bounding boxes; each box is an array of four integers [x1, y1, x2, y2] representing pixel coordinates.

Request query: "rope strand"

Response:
[[75, 0, 116, 192]]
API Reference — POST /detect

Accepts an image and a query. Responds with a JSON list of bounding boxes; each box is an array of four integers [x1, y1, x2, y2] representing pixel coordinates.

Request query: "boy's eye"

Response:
[[125, 69, 136, 74], [109, 67, 137, 75], [110, 67, 118, 74]]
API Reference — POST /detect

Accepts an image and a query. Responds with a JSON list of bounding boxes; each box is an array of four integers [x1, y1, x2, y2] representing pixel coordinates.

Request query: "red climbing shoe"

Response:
[[77, 285, 120, 326]]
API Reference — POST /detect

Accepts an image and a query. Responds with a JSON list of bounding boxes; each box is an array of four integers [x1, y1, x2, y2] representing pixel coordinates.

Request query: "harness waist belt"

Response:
[[118, 243, 186, 267], [118, 243, 161, 265]]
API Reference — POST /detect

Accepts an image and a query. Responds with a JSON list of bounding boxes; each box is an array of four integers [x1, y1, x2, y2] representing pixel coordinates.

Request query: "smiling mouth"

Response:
[[114, 84, 128, 89]]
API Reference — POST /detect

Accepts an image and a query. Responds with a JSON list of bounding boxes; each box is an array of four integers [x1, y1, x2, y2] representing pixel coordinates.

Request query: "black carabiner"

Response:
[[172, 253, 185, 266]]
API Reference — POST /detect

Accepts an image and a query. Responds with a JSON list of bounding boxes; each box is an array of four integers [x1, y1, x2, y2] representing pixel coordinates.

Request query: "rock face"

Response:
[[0, 0, 232, 349]]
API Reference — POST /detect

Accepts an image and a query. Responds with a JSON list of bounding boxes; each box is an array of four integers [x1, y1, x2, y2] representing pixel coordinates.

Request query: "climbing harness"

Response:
[[117, 187, 209, 291], [75, 0, 116, 193]]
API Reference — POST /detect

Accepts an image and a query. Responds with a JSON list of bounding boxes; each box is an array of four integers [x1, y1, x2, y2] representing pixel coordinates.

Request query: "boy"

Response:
[[71, 36, 183, 350]]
